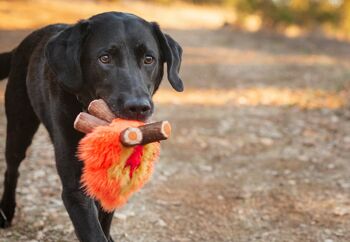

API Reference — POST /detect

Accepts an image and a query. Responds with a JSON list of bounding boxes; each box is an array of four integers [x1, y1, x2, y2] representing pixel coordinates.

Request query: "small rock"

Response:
[[330, 116, 339, 123], [284, 169, 291, 175], [114, 213, 127, 220], [158, 175, 168, 181], [338, 181, 350, 189], [171, 237, 191, 242], [157, 219, 167, 227], [260, 137, 274, 146], [299, 155, 309, 162], [333, 206, 350, 216], [33, 170, 45, 179], [267, 170, 278, 176], [242, 192, 252, 199], [343, 136, 350, 143], [53, 224, 64, 230], [199, 165, 213, 172], [198, 139, 208, 149], [162, 170, 173, 177], [36, 231, 44, 240], [33, 220, 45, 227], [334, 229, 344, 236]]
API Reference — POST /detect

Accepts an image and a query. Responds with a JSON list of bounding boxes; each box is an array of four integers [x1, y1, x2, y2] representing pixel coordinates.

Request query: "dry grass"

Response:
[[1, 85, 346, 109], [155, 88, 347, 109], [185, 47, 345, 66], [0, 0, 234, 30]]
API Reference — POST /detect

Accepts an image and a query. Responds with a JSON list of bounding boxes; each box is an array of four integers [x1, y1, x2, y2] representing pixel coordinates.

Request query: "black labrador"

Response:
[[0, 12, 183, 242]]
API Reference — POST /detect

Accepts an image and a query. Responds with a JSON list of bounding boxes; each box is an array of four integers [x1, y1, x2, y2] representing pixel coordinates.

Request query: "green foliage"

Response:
[[174, 0, 345, 28], [246, 0, 340, 27], [340, 0, 350, 34]]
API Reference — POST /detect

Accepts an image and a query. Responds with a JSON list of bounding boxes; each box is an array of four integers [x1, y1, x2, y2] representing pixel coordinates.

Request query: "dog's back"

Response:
[[0, 24, 67, 82]]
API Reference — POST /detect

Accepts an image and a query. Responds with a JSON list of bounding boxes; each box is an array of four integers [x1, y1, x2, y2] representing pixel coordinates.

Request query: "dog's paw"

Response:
[[0, 208, 10, 228]]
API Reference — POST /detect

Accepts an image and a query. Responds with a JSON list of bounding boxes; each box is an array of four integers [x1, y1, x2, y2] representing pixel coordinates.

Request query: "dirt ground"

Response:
[[1, 3, 350, 242]]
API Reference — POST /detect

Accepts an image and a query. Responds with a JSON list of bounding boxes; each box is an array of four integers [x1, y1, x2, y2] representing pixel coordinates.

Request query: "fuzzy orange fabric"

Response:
[[77, 119, 160, 212]]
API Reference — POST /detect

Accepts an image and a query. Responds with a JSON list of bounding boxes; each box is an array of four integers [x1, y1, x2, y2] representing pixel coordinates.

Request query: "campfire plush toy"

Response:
[[74, 99, 171, 211]]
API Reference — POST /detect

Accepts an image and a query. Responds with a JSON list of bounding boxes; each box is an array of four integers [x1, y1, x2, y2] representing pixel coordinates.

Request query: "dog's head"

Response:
[[45, 12, 183, 121]]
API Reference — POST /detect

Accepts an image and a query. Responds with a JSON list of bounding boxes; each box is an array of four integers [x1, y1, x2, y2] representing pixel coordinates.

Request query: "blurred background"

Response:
[[0, 0, 350, 241]]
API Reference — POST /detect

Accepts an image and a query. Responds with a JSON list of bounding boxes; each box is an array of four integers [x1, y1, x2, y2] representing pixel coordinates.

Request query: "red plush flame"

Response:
[[124, 145, 143, 179]]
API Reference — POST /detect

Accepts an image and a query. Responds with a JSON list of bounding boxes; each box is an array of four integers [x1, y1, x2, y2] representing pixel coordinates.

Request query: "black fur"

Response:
[[0, 12, 183, 242], [0, 52, 12, 80]]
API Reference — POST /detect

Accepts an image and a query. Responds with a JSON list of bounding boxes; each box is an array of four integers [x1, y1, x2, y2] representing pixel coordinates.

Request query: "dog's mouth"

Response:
[[103, 100, 153, 123], [112, 110, 153, 122], [90, 94, 153, 122]]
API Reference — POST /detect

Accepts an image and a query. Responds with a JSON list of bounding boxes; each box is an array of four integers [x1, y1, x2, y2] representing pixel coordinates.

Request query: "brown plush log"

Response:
[[74, 112, 109, 134], [88, 99, 116, 122], [120, 121, 171, 147], [74, 99, 172, 147]]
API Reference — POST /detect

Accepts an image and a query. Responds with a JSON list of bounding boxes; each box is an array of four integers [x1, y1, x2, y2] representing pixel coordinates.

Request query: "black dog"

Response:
[[0, 12, 183, 242]]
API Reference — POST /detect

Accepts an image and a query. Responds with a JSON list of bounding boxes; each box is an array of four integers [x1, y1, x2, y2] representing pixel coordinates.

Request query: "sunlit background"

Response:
[[3, 0, 350, 37], [0, 0, 350, 241]]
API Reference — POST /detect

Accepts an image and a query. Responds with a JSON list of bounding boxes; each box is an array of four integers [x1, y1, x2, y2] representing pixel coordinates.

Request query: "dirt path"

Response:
[[0, 16, 350, 242]]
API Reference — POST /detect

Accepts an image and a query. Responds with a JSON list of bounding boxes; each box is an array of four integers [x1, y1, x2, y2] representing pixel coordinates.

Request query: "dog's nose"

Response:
[[123, 97, 152, 120]]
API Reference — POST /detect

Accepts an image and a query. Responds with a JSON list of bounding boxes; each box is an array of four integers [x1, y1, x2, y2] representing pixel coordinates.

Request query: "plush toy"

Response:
[[74, 100, 171, 211]]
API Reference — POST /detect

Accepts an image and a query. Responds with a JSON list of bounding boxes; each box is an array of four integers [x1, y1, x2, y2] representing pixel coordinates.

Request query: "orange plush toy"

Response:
[[74, 100, 171, 212]]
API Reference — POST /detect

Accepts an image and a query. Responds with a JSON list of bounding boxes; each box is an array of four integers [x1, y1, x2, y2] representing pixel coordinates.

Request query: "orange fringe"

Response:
[[78, 119, 160, 212]]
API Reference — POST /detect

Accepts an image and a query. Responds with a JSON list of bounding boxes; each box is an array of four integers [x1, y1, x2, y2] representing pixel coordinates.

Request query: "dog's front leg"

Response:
[[62, 189, 107, 242], [54, 132, 109, 242], [95, 201, 115, 242]]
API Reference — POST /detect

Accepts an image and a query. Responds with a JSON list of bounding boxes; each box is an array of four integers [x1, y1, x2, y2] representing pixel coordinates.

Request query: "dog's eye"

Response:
[[99, 54, 111, 64], [144, 55, 154, 65]]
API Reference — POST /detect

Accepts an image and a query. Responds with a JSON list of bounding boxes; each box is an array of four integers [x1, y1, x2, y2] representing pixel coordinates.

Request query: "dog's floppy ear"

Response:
[[152, 23, 184, 92], [45, 21, 90, 93]]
